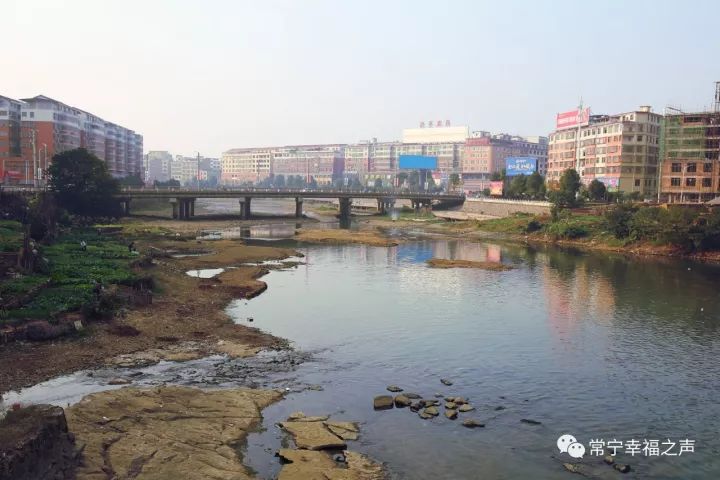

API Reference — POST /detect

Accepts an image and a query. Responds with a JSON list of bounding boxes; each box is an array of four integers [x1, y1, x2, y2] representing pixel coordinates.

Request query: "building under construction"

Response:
[[660, 83, 720, 203]]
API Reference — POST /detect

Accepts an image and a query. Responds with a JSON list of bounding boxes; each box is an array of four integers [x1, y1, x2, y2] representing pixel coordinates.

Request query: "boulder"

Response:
[[419, 399, 439, 407], [0, 405, 80, 480], [386, 385, 403, 393], [404, 393, 422, 399], [409, 402, 422, 412], [453, 397, 468, 405], [458, 404, 475, 413], [394, 395, 412, 408], [373, 395, 393, 410], [445, 402, 456, 409], [440, 378, 453, 386], [445, 409, 458, 420], [614, 464, 631, 473]]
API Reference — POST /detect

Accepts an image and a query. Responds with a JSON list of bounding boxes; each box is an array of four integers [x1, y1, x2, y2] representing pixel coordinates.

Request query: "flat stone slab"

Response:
[[324, 421, 359, 441], [279, 421, 347, 450]]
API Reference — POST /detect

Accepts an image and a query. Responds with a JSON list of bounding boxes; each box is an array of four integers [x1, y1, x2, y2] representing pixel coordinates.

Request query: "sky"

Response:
[[4, 0, 720, 157]]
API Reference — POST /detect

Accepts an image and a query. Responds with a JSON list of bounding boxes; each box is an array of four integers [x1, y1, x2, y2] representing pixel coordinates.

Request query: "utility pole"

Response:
[[31, 129, 37, 188], [43, 144, 48, 187]]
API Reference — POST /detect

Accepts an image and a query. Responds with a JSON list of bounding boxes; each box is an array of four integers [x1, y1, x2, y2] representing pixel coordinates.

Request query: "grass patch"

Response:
[[0, 220, 23, 252], [475, 214, 536, 233]]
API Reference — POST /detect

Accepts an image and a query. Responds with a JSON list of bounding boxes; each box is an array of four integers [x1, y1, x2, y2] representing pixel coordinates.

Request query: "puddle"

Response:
[[185, 268, 225, 278]]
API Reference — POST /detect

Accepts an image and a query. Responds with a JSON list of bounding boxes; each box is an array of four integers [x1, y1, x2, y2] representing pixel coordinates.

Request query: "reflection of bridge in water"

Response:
[[115, 189, 465, 221]]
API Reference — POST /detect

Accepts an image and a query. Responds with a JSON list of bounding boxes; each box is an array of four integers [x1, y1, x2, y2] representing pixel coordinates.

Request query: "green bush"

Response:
[[546, 221, 588, 239]]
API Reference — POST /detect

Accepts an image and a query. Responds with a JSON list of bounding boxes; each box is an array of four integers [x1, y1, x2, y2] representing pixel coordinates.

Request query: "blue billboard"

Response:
[[505, 157, 538, 176], [399, 155, 438, 170]]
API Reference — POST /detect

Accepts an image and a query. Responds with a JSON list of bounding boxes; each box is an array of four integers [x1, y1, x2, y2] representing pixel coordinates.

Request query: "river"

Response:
[[234, 238, 720, 479], [3, 201, 720, 479]]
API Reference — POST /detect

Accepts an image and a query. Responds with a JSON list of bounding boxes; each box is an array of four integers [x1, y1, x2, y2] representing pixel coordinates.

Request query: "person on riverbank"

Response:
[[80, 240, 87, 251]]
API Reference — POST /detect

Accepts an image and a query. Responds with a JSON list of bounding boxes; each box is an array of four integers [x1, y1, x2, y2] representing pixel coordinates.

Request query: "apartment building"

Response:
[[271, 145, 345, 185], [145, 150, 174, 183], [220, 147, 273, 185], [548, 106, 661, 196], [0, 94, 143, 183], [660, 111, 720, 203], [461, 132, 548, 192], [0, 96, 23, 182]]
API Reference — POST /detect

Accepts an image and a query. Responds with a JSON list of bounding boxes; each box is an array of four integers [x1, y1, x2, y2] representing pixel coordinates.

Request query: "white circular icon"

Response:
[[567, 442, 586, 459], [557, 434, 577, 453]]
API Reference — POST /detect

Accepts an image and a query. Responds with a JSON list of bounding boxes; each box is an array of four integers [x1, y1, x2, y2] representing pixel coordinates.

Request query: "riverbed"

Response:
[[3, 207, 720, 479]]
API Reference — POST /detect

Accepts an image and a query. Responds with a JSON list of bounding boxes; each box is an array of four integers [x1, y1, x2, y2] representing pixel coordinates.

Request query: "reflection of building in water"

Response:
[[541, 261, 616, 332], [430, 241, 503, 263]]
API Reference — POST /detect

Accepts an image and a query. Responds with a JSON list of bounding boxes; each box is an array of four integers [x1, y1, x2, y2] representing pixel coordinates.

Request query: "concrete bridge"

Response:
[[115, 188, 465, 221]]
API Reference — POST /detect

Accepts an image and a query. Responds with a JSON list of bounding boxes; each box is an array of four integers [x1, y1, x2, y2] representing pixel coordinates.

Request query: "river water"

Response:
[[235, 238, 720, 480], [3, 200, 720, 479]]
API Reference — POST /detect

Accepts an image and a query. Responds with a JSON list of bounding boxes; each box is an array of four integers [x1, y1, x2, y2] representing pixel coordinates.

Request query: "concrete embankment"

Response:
[[462, 198, 551, 217]]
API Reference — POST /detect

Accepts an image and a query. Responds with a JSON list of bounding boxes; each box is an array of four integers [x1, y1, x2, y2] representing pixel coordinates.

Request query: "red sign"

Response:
[[556, 107, 590, 130], [489, 181, 504, 196]]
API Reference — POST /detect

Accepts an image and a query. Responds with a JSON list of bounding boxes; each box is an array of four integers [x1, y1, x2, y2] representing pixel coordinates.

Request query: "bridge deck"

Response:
[[116, 189, 465, 201]]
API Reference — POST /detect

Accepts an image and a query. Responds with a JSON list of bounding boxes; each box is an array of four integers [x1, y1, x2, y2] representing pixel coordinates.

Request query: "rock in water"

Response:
[[422, 406, 439, 417], [453, 397, 468, 405], [563, 463, 580, 474], [520, 418, 542, 425], [324, 421, 359, 441], [409, 402, 422, 412], [279, 421, 347, 450], [108, 377, 131, 385], [440, 378, 453, 386], [614, 464, 631, 473], [419, 399, 439, 407], [386, 385, 403, 393], [603, 455, 614, 465], [394, 395, 412, 408], [458, 404, 475, 412], [404, 393, 422, 399], [462, 419, 485, 428], [445, 401, 457, 409], [494, 406, 506, 411], [373, 395, 394, 410], [445, 409, 458, 420]]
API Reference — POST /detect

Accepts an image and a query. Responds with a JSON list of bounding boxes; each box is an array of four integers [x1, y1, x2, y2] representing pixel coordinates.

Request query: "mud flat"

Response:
[[294, 228, 399, 247], [426, 258, 513, 271]]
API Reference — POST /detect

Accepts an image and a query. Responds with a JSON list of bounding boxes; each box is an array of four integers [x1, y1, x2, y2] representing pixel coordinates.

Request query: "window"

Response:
[[671, 178, 681, 186], [687, 163, 697, 172], [686, 178, 696, 187], [702, 178, 712, 187], [634, 179, 640, 187], [704, 163, 713, 172]]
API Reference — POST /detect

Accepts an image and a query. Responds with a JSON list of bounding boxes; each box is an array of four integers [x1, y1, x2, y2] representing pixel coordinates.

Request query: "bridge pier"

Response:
[[170, 199, 179, 219], [295, 197, 303, 218], [119, 199, 131, 216], [377, 199, 386, 215], [239, 197, 252, 219], [338, 197, 352, 222], [189, 199, 195, 217]]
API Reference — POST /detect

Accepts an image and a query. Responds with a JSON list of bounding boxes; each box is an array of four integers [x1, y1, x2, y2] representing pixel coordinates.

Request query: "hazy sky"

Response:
[[5, 0, 720, 157]]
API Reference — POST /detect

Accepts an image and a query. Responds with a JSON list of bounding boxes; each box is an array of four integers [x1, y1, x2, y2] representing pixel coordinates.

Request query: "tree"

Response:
[[508, 174, 527, 197], [48, 148, 122, 217], [274, 174, 286, 188], [449, 173, 460, 191], [588, 179, 607, 201], [550, 168, 582, 208], [526, 172, 546, 199], [119, 174, 144, 187], [154, 179, 180, 188]]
